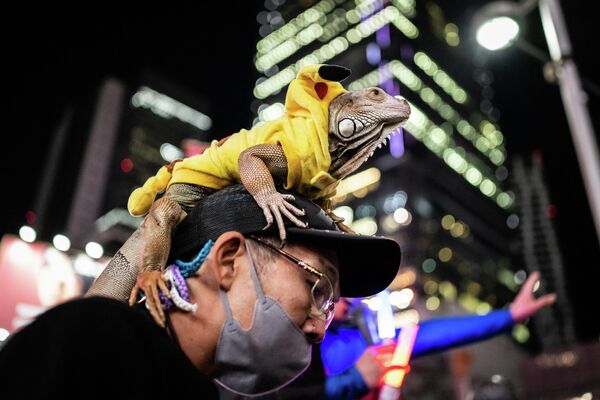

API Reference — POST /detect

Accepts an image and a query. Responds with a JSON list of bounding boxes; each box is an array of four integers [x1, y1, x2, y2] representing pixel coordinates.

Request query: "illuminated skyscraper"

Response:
[[250, 0, 548, 350], [41, 73, 213, 253]]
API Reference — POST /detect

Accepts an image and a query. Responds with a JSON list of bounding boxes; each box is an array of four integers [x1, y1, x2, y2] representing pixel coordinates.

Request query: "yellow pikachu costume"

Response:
[[128, 64, 349, 217]]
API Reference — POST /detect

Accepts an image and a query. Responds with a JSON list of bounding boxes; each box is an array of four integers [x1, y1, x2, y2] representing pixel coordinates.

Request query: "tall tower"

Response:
[[39, 73, 213, 255], [248, 0, 557, 352]]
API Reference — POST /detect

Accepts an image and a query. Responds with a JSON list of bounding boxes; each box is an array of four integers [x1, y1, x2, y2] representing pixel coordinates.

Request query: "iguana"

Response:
[[86, 64, 411, 327]]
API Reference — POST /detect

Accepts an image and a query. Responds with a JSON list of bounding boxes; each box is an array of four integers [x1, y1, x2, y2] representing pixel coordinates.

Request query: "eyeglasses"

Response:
[[249, 235, 336, 328]]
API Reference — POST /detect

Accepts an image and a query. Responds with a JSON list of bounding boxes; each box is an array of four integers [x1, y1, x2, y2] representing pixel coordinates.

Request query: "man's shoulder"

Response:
[[0, 297, 150, 371], [53, 295, 134, 312], [37, 296, 143, 325], [53, 295, 132, 311], [0, 296, 220, 398], [8, 296, 157, 348]]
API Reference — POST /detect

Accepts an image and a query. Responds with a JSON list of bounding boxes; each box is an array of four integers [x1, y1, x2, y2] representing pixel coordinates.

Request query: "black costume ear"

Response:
[[319, 65, 351, 82]]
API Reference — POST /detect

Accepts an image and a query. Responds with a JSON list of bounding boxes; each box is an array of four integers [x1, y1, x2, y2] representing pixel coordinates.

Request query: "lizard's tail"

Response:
[[127, 165, 173, 216]]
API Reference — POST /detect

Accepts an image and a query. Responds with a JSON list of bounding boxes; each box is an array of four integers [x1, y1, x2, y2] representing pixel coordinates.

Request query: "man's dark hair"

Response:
[[245, 235, 277, 275]]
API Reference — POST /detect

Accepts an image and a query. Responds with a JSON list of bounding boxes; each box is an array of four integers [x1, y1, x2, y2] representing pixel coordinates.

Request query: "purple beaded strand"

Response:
[[171, 265, 190, 302], [159, 265, 191, 310], [159, 291, 173, 309]]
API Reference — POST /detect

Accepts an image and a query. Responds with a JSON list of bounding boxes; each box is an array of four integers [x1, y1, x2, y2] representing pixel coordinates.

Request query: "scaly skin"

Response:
[[87, 85, 411, 327], [86, 184, 215, 326], [238, 144, 307, 239]]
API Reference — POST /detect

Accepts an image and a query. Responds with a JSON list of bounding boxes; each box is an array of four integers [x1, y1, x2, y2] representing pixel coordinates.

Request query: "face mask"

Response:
[[212, 242, 312, 397]]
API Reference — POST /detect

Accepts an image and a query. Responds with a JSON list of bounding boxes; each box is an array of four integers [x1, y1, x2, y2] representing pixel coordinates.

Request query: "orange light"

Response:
[[382, 323, 419, 388]]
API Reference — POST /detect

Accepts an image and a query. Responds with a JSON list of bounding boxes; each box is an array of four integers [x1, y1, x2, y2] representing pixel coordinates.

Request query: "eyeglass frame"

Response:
[[248, 235, 336, 327]]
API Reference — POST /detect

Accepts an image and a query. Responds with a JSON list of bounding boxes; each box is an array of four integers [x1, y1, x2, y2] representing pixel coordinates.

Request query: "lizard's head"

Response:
[[328, 87, 411, 179]]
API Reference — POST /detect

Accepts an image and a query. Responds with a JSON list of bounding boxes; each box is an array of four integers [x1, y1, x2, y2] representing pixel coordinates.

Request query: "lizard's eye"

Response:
[[338, 118, 355, 138]]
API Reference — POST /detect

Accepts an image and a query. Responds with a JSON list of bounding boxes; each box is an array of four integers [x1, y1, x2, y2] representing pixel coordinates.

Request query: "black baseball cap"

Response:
[[169, 184, 401, 297]]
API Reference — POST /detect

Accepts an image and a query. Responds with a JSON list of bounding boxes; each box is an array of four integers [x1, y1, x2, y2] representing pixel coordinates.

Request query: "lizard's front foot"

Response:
[[129, 271, 170, 328], [254, 191, 307, 242]]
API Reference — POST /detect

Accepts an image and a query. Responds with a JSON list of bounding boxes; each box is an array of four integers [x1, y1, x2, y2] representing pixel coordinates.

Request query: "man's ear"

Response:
[[209, 231, 247, 291]]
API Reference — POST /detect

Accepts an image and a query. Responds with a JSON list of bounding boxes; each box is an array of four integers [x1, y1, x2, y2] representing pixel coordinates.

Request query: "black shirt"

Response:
[[0, 296, 219, 399]]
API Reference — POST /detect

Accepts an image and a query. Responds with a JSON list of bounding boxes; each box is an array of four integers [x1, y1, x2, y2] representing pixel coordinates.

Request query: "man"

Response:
[[0, 184, 401, 398]]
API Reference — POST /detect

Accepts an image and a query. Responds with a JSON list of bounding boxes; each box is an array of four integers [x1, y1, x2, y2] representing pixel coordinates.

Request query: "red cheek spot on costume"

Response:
[[315, 82, 328, 99]]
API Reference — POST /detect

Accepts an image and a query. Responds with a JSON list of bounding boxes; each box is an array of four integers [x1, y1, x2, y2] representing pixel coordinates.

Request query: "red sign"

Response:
[[0, 235, 100, 334]]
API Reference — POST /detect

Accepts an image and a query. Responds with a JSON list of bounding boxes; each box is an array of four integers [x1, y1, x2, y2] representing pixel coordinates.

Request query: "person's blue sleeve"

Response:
[[411, 309, 514, 359], [321, 328, 370, 400], [321, 328, 368, 375], [325, 365, 370, 400]]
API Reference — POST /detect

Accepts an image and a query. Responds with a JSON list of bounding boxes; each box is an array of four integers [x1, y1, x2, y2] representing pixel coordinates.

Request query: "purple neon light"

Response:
[[381, 71, 395, 94], [366, 43, 381, 65], [376, 23, 390, 48], [390, 129, 405, 158], [377, 64, 404, 159]]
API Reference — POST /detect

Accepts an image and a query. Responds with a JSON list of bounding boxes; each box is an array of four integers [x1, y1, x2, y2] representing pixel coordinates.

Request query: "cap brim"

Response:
[[285, 227, 400, 298]]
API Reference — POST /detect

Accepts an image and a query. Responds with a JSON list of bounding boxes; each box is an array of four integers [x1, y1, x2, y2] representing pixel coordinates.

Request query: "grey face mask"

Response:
[[212, 243, 312, 397]]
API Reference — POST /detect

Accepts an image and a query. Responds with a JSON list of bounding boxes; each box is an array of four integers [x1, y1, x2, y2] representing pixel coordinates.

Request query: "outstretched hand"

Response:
[[509, 271, 557, 323]]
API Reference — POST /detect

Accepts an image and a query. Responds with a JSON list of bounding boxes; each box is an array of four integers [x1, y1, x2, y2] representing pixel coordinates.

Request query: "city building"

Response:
[[31, 72, 213, 257], [250, 0, 561, 358]]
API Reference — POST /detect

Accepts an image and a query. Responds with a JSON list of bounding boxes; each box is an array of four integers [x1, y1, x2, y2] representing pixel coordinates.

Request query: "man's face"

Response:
[[252, 239, 340, 343]]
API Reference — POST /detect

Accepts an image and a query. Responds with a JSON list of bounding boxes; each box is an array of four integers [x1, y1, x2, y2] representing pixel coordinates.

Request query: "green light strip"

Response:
[[404, 105, 512, 208], [391, 0, 416, 17], [256, 23, 324, 72], [256, 0, 387, 60], [349, 62, 505, 166], [413, 52, 469, 104], [390, 61, 505, 165], [389, 8, 418, 38], [255, 0, 382, 72], [256, 0, 336, 56], [346, 69, 511, 208], [413, 51, 507, 151], [254, 5, 416, 99]]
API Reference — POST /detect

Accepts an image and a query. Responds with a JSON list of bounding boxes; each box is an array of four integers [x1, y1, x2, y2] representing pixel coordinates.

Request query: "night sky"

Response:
[[3, 2, 599, 340]]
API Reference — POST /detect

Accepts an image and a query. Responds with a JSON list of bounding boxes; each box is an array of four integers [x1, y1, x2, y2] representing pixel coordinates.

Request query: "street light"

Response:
[[473, 0, 600, 247], [476, 16, 520, 51]]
